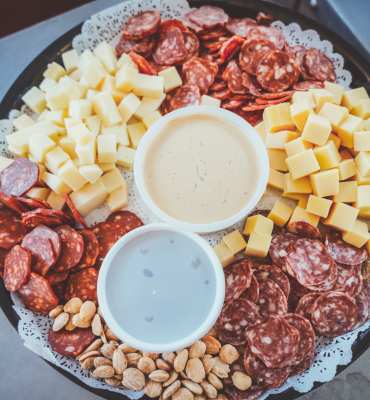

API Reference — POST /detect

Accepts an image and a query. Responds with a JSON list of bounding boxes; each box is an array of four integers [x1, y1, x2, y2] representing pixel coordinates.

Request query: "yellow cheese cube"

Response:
[[133, 74, 164, 98], [323, 133, 341, 150], [106, 183, 129, 212], [318, 102, 348, 134], [45, 82, 81, 111], [213, 243, 234, 268], [92, 92, 122, 128], [28, 153, 38, 163], [349, 167, 370, 186], [342, 219, 370, 248], [354, 131, 370, 152], [222, 230, 247, 254], [71, 157, 84, 168], [69, 99, 92, 120], [268, 168, 284, 191], [46, 110, 67, 127], [118, 93, 141, 123], [286, 149, 320, 180], [268, 201, 293, 227], [84, 64, 109, 89], [338, 114, 363, 148], [349, 148, 360, 158], [263, 103, 295, 133], [355, 151, 370, 177], [0, 157, 14, 173], [309, 88, 334, 113], [265, 131, 299, 150], [8, 146, 27, 158], [284, 137, 313, 158], [158, 66, 182, 92], [94, 42, 118, 75], [59, 137, 78, 159], [116, 66, 139, 92], [101, 122, 129, 146], [116, 145, 136, 170], [364, 118, 370, 131], [340, 149, 353, 160], [69, 179, 108, 217], [75, 140, 96, 165], [324, 81, 344, 105], [359, 210, 370, 220], [322, 202, 359, 231], [337, 159, 356, 181], [330, 181, 358, 203], [70, 123, 94, 146], [42, 171, 72, 195], [297, 194, 309, 208], [243, 215, 274, 236], [341, 87, 369, 112], [254, 121, 267, 142], [310, 169, 339, 198], [58, 159, 88, 192], [29, 135, 55, 162], [143, 111, 162, 129], [100, 168, 125, 194], [283, 173, 312, 194], [100, 76, 127, 104], [62, 49, 79, 74], [288, 206, 320, 228], [26, 187, 51, 201], [96, 161, 116, 173], [69, 69, 83, 82], [45, 147, 70, 175], [39, 78, 57, 93], [43, 62, 66, 81], [244, 232, 272, 258], [313, 140, 341, 170], [290, 99, 314, 131], [13, 114, 35, 131], [134, 97, 163, 121], [127, 116, 140, 125], [127, 122, 146, 149], [84, 115, 102, 137], [116, 53, 138, 71], [46, 191, 66, 210], [36, 110, 49, 123], [85, 89, 100, 101], [22, 87, 46, 115], [98, 135, 117, 163], [291, 91, 316, 109], [65, 117, 82, 139], [79, 165, 103, 184], [352, 99, 370, 120], [200, 95, 221, 108], [353, 185, 370, 211], [267, 149, 288, 172], [301, 114, 331, 146], [306, 195, 332, 218]]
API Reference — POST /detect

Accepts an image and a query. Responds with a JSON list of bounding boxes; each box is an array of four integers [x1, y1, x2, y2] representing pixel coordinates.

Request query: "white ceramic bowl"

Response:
[[97, 223, 225, 353], [134, 106, 269, 233]]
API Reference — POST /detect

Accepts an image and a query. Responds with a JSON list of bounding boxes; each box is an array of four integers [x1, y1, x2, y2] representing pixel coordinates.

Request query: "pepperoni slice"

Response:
[[304, 49, 336, 82], [241, 73, 261, 97], [362, 279, 370, 310], [216, 36, 244, 65], [16, 197, 51, 210], [253, 265, 290, 298], [147, 60, 169, 73], [106, 211, 144, 233], [256, 277, 287, 318], [224, 259, 253, 301], [233, 108, 263, 126], [0, 207, 27, 249], [182, 11, 204, 33], [221, 98, 245, 110], [129, 52, 157, 75], [116, 34, 157, 58], [209, 80, 227, 91], [183, 31, 200, 62], [52, 280, 66, 301], [0, 191, 29, 214], [158, 19, 188, 34], [287, 220, 322, 240], [295, 292, 321, 320], [153, 28, 187, 65], [225, 18, 257, 38], [325, 231, 367, 266], [22, 209, 76, 230], [26, 224, 61, 259], [311, 292, 358, 337], [18, 272, 58, 314], [121, 11, 161, 40], [189, 6, 229, 29], [198, 26, 228, 41], [198, 48, 214, 62], [293, 81, 325, 90], [240, 275, 259, 304], [269, 233, 299, 271], [65, 268, 98, 304], [256, 12, 274, 27], [239, 39, 276, 75], [210, 87, 232, 100], [290, 349, 314, 376], [224, 386, 264, 400], [332, 264, 362, 297], [182, 58, 218, 94], [247, 26, 285, 50], [71, 229, 99, 272], [44, 270, 69, 287], [259, 90, 296, 100], [352, 291, 369, 330], [255, 95, 292, 105], [293, 46, 315, 80], [21, 235, 56, 276], [223, 60, 249, 94], [162, 84, 201, 113], [3, 245, 31, 291]]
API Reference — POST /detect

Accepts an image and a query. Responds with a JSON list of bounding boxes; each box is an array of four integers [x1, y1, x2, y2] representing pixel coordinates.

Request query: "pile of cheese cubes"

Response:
[[213, 83, 370, 268]]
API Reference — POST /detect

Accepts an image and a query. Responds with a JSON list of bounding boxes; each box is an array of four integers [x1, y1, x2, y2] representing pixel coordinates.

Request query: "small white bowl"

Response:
[[134, 106, 269, 234], [97, 223, 225, 353]]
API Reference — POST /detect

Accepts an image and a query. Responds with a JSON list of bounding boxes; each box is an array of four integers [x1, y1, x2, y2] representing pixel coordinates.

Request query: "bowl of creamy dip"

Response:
[[135, 106, 269, 233]]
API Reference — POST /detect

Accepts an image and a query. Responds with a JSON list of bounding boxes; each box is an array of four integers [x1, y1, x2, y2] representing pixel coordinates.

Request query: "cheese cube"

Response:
[[290, 99, 314, 131], [359, 211, 370, 220], [78, 49, 102, 69], [200, 95, 221, 108], [22, 87, 46, 115], [118, 93, 142, 123], [46, 191, 66, 210], [69, 69, 83, 82], [313, 140, 341, 170], [301, 114, 331, 146], [213, 243, 234, 268], [116, 66, 139, 92], [349, 167, 370, 186], [322, 202, 359, 232], [243, 215, 273, 236], [284, 137, 313, 158], [306, 195, 332, 218], [85, 89, 100, 101], [101, 122, 130, 146], [134, 100, 161, 121], [92, 92, 122, 127], [69, 123, 94, 146], [94, 42, 118, 75], [96, 161, 116, 173], [297, 194, 309, 208], [222, 230, 247, 254], [268, 168, 284, 191], [43, 62, 66, 81], [143, 111, 162, 129], [283, 173, 312, 194], [288, 205, 320, 228], [291, 91, 316, 109], [349, 148, 360, 158], [341, 87, 369, 112], [62, 49, 79, 74], [355, 151, 370, 177], [84, 64, 109, 89], [352, 99, 370, 120], [310, 169, 339, 197], [340, 149, 353, 160], [286, 149, 320, 180], [45, 82, 81, 111], [116, 53, 138, 70], [268, 201, 293, 227], [254, 121, 267, 143], [72, 158, 84, 168], [265, 131, 299, 150], [65, 118, 82, 138], [58, 137, 78, 159], [28, 153, 38, 163], [127, 122, 146, 149], [100, 168, 125, 194], [69, 179, 108, 217], [69, 99, 92, 120], [158, 66, 182, 92], [331, 181, 358, 203], [46, 110, 67, 127], [37, 110, 49, 123], [263, 103, 295, 133], [39, 78, 57, 93], [323, 133, 341, 150], [354, 185, 370, 211], [45, 147, 70, 175], [42, 171, 72, 195], [337, 159, 356, 181], [267, 149, 288, 172], [84, 115, 102, 137], [106, 182, 129, 212], [244, 232, 272, 258], [117, 145, 136, 170], [58, 159, 88, 192], [324, 82, 343, 105], [26, 187, 51, 201], [127, 116, 140, 125], [75, 140, 96, 165], [364, 118, 370, 131], [13, 114, 35, 131], [8, 146, 27, 158], [29, 135, 55, 162], [79, 165, 103, 184], [100, 76, 127, 104], [354, 131, 370, 151], [0, 157, 14, 173], [133, 74, 164, 98], [318, 103, 348, 134], [309, 89, 334, 113], [338, 114, 363, 148], [342, 219, 369, 248], [98, 135, 117, 163]]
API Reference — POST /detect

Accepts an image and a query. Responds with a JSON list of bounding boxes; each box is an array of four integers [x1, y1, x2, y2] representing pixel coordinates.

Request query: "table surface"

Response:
[[1, 0, 370, 399]]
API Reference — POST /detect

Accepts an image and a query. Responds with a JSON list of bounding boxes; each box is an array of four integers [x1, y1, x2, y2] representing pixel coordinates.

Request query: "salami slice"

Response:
[[245, 314, 299, 368], [0, 158, 39, 196], [198, 26, 228, 40], [71, 229, 99, 272], [121, 11, 161, 40], [21, 235, 56, 276], [325, 231, 367, 266], [287, 220, 322, 240], [293, 81, 325, 90], [255, 95, 292, 105], [292, 45, 315, 80], [253, 265, 290, 298], [52, 280, 66, 301], [353, 271, 363, 298], [218, 299, 261, 346], [182, 11, 204, 33], [162, 84, 201, 113], [182, 58, 218, 94], [224, 386, 264, 400], [295, 292, 321, 320], [217, 36, 245, 65], [224, 259, 253, 301], [290, 349, 314, 376], [225, 18, 257, 38], [153, 28, 187, 65], [304, 49, 336, 82], [0, 191, 29, 214], [25, 224, 61, 259], [352, 291, 369, 330], [189, 6, 229, 29], [48, 326, 96, 357], [65, 268, 98, 304], [247, 26, 285, 50], [18, 272, 58, 314], [158, 19, 188, 34], [362, 279, 370, 311], [147, 60, 170, 74], [106, 210, 144, 233], [256, 51, 301, 93], [210, 87, 232, 100], [116, 34, 157, 58], [0, 248, 9, 269], [44, 269, 69, 287], [311, 292, 358, 337], [221, 98, 245, 110], [256, 277, 288, 318], [209, 80, 227, 91], [22, 208, 76, 230], [332, 263, 362, 297], [233, 108, 263, 126], [0, 208, 27, 249], [4, 245, 31, 291], [62, 193, 86, 228], [239, 39, 276, 75], [223, 60, 248, 94], [52, 225, 84, 272], [16, 196, 51, 210], [282, 42, 295, 56], [240, 275, 259, 304], [256, 13, 274, 27], [129, 52, 157, 75], [183, 31, 200, 62], [241, 73, 261, 97], [259, 90, 296, 100], [269, 233, 299, 271]]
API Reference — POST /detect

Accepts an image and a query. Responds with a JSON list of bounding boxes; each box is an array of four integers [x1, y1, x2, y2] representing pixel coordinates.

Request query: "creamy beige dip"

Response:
[[143, 115, 259, 224]]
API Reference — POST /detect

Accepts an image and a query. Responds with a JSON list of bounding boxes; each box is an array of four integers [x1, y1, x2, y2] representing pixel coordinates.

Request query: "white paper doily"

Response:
[[1, 0, 369, 398]]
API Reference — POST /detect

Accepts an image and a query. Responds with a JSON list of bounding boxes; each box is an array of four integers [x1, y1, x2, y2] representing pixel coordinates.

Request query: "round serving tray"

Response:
[[1, 0, 370, 399]]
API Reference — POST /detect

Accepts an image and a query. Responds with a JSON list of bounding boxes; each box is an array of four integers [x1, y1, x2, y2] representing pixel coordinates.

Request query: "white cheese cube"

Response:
[[13, 114, 35, 131], [28, 153, 38, 163], [85, 89, 100, 101], [96, 161, 116, 173], [158, 66, 182, 92], [69, 69, 83, 82], [69, 99, 92, 119], [46, 110, 67, 127], [133, 74, 164, 98], [69, 123, 94, 146], [79, 164, 103, 184], [116, 66, 139, 92], [22, 87, 47, 115], [72, 158, 84, 168], [127, 116, 141, 125], [42, 171, 72, 195], [100, 122, 130, 146], [116, 53, 138, 70], [0, 156, 14, 173], [134, 99, 161, 121], [117, 145, 136, 170], [106, 183, 129, 212], [60, 76, 88, 98], [43, 62, 67, 82], [46, 82, 81, 111], [59, 137, 78, 159], [84, 64, 109, 89], [118, 93, 141, 123], [143, 111, 162, 129], [100, 168, 125, 194], [101, 76, 127, 104], [200, 95, 221, 107], [37, 110, 49, 123], [84, 115, 102, 137], [65, 117, 82, 138], [8, 146, 27, 158], [78, 50, 102, 69], [58, 159, 88, 192], [98, 135, 117, 163], [29, 135, 56, 162], [26, 187, 51, 201], [45, 147, 70, 175], [39, 78, 57, 93], [47, 191, 66, 210], [75, 140, 96, 165], [62, 49, 80, 74], [79, 75, 92, 90], [94, 42, 118, 75], [92, 92, 122, 128], [127, 122, 146, 149]]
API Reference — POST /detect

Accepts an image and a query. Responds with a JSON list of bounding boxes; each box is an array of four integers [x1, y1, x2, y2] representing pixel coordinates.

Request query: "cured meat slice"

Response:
[[189, 6, 229, 29], [25, 224, 61, 259], [116, 34, 157, 58], [224, 259, 253, 301], [52, 280, 66, 301], [282, 42, 295, 56], [161, 84, 201, 114], [218, 299, 261, 346], [64, 192, 89, 228], [116, 38, 139, 56], [259, 90, 296, 100], [153, 28, 187, 65], [21, 235, 56, 276], [158, 19, 188, 34], [241, 73, 261, 97], [256, 51, 301, 93], [290, 349, 314, 376], [240, 275, 259, 304], [22, 208, 76, 230], [255, 95, 292, 105], [247, 26, 285, 50], [182, 11, 203, 33], [209, 87, 231, 100], [106, 210, 144, 233], [0, 248, 9, 269], [353, 271, 363, 298], [242, 104, 273, 111], [304, 49, 336, 82], [253, 264, 290, 298], [256, 13, 274, 27], [0, 208, 27, 249], [182, 58, 218, 94], [244, 346, 292, 388], [221, 98, 245, 110], [256, 277, 287, 317], [245, 314, 299, 368], [183, 31, 200, 62], [283, 313, 315, 366], [311, 292, 358, 337], [239, 39, 276, 75], [362, 279, 370, 310], [0, 191, 29, 214], [16, 197, 51, 210], [4, 245, 31, 291], [216, 36, 245, 65], [325, 231, 367, 266], [121, 11, 161, 40], [71, 229, 99, 272], [352, 291, 369, 330], [48, 326, 96, 356], [44, 270, 69, 287], [18, 272, 58, 314], [225, 18, 257, 38], [209, 80, 227, 91], [233, 108, 263, 126], [224, 386, 264, 400], [332, 264, 362, 297], [287, 220, 322, 240], [147, 60, 169, 73], [129, 52, 157, 75], [222, 60, 248, 94], [65, 268, 98, 304], [198, 26, 228, 40], [0, 158, 39, 196], [52, 225, 84, 272], [269, 233, 299, 271], [295, 292, 321, 320], [293, 81, 325, 90]]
